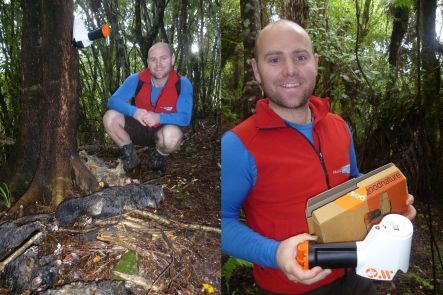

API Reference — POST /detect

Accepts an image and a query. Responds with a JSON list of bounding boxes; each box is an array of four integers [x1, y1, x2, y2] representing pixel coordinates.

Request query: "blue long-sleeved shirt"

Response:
[[107, 73, 193, 126], [221, 120, 361, 268]]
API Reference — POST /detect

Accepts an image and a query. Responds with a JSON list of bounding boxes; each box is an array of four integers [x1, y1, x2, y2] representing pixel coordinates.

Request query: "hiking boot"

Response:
[[120, 143, 140, 173], [150, 148, 166, 171]]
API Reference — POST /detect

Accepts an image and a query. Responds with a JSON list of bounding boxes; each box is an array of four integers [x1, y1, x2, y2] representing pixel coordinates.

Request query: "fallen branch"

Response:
[[113, 271, 163, 292], [95, 215, 170, 235], [129, 209, 221, 234], [97, 229, 152, 258], [94, 214, 125, 225], [121, 215, 172, 234], [148, 257, 174, 295], [0, 231, 43, 272], [57, 226, 100, 234]]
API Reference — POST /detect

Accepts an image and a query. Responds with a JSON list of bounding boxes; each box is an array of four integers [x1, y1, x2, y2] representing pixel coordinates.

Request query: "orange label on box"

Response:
[[335, 187, 368, 210], [366, 171, 402, 196]]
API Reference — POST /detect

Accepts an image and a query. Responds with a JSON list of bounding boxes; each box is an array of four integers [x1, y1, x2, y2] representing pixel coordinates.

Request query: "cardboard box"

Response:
[[306, 163, 408, 243]]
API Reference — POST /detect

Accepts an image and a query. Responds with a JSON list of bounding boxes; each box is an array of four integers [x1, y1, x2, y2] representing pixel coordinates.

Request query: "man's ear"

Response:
[[171, 53, 176, 65], [251, 58, 261, 84]]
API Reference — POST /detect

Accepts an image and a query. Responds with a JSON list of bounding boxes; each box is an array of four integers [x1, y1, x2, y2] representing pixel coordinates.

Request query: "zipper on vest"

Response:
[[292, 128, 331, 189], [314, 129, 331, 189], [317, 151, 331, 189]]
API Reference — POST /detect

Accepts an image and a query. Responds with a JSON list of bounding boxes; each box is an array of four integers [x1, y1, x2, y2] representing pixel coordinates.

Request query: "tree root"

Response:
[[7, 154, 100, 216], [7, 176, 50, 217]]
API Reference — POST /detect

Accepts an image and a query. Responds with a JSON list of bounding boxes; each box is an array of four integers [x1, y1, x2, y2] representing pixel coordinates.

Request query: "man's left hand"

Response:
[[404, 193, 416, 220], [144, 112, 160, 127]]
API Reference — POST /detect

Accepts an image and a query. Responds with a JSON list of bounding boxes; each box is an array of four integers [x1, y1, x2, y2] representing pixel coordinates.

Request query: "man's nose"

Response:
[[283, 59, 298, 76]]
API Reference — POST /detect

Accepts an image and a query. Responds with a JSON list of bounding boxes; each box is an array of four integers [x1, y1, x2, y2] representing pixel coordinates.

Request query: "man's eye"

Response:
[[296, 55, 308, 62], [268, 57, 279, 63]]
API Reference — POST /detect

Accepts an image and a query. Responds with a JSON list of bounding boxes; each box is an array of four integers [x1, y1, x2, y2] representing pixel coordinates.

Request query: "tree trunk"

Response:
[[134, 0, 167, 66], [102, 0, 122, 92], [360, 0, 372, 39], [198, 0, 207, 116], [134, 0, 149, 66], [279, 0, 309, 27], [146, 0, 167, 59], [419, 0, 441, 196], [9, 0, 99, 213], [388, 5, 410, 67], [385, 4, 410, 103], [176, 0, 189, 74], [240, 0, 262, 118], [5, 0, 43, 197]]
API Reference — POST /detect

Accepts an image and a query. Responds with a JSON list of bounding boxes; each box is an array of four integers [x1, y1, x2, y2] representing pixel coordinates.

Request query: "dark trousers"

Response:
[[124, 116, 160, 146], [257, 269, 376, 295]]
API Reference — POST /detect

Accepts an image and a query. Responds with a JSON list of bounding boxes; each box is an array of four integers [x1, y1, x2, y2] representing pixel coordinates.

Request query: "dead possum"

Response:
[[79, 150, 135, 187], [55, 184, 164, 227]]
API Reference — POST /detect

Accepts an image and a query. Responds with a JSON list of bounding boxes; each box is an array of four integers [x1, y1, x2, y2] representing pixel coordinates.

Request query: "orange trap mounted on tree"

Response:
[[72, 16, 110, 48]]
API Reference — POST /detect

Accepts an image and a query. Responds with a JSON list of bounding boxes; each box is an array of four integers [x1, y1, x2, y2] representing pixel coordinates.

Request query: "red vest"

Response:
[[232, 97, 351, 294], [135, 68, 180, 113]]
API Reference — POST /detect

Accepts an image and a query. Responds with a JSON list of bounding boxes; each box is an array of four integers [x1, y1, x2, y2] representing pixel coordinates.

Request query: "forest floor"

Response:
[[0, 118, 221, 294]]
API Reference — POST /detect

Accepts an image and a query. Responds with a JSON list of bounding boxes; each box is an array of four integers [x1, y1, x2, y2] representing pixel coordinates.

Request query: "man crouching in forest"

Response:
[[103, 42, 193, 173]]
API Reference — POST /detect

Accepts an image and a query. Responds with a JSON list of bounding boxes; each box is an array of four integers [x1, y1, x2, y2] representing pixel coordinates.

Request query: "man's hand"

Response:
[[276, 233, 331, 285], [404, 193, 416, 220], [144, 112, 160, 127], [133, 109, 160, 127], [133, 108, 149, 126]]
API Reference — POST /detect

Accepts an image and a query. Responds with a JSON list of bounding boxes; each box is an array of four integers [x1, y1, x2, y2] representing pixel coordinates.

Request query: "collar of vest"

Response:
[[138, 67, 179, 88], [255, 96, 330, 129]]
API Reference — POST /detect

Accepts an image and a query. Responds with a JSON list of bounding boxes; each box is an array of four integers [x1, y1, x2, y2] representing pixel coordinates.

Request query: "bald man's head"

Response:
[[147, 42, 175, 82], [250, 19, 319, 111], [254, 20, 314, 60], [148, 42, 173, 58]]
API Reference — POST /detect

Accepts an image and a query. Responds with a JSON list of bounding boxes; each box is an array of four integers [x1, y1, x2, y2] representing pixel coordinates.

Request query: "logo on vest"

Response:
[[333, 164, 350, 175], [160, 106, 173, 111]]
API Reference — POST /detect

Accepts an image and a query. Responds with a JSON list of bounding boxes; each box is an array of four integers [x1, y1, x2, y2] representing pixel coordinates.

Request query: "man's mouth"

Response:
[[280, 83, 301, 88]]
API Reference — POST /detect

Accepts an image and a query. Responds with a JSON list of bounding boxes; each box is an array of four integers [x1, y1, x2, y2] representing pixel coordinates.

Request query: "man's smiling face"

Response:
[[147, 43, 174, 81], [252, 21, 319, 110]]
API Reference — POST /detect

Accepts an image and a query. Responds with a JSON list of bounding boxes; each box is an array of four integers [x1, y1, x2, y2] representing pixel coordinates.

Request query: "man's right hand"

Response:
[[133, 108, 149, 126], [276, 233, 332, 285]]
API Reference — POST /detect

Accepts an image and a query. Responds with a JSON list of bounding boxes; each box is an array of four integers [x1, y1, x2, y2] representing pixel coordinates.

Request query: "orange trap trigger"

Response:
[[296, 240, 310, 270]]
